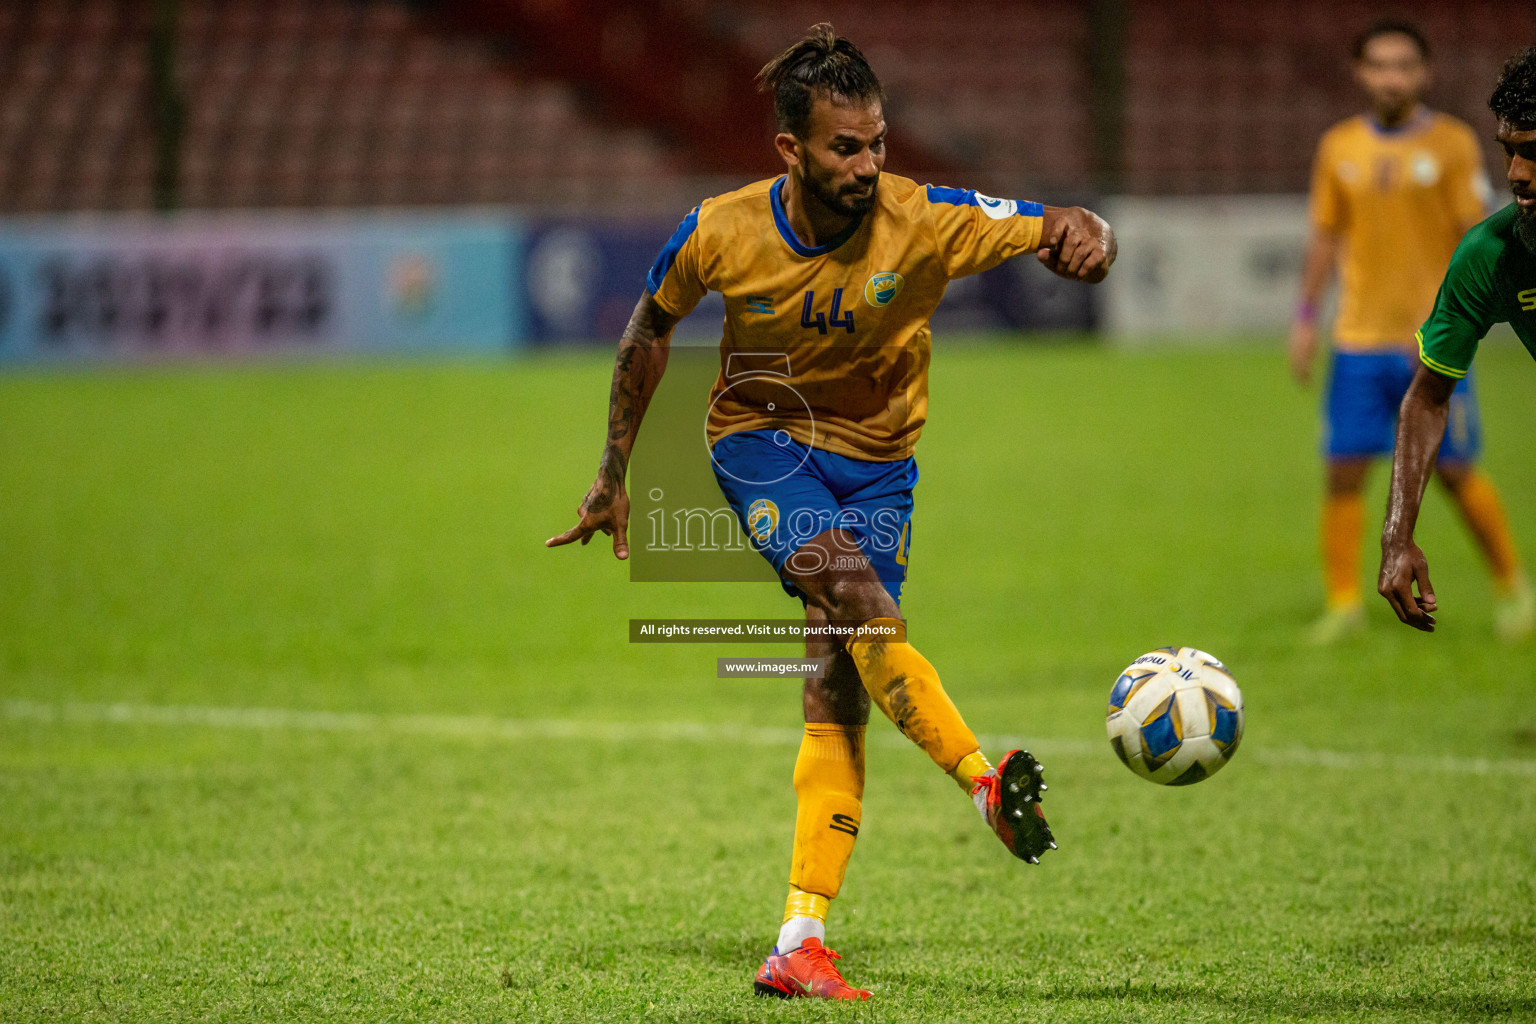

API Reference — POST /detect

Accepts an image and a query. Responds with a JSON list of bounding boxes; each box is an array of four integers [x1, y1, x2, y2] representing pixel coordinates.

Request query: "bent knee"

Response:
[[1435, 460, 1474, 492], [814, 578, 897, 624]]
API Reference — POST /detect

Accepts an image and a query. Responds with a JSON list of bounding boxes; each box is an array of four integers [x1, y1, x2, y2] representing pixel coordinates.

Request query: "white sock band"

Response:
[[775, 915, 825, 953]]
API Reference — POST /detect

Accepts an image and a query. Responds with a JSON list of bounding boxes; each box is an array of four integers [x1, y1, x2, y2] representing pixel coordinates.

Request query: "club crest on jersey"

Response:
[[1410, 152, 1441, 186], [746, 498, 779, 542], [974, 193, 1018, 219], [863, 271, 905, 308]]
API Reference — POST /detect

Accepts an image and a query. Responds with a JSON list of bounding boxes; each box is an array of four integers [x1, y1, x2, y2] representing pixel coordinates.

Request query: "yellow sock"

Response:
[[1321, 493, 1364, 609], [782, 887, 830, 925], [948, 750, 993, 792], [1455, 470, 1522, 593], [787, 724, 865, 902], [845, 618, 981, 775]]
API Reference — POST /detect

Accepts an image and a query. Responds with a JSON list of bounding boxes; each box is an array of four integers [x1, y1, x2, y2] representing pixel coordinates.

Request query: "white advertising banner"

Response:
[[1100, 196, 1311, 342]]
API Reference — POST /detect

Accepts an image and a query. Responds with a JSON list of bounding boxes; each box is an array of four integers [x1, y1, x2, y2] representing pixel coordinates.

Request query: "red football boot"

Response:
[[970, 748, 1057, 863], [752, 937, 872, 1000]]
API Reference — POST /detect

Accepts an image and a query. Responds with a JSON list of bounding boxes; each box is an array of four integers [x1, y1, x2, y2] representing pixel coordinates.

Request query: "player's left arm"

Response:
[[1378, 366, 1457, 631], [1377, 225, 1495, 629], [1447, 126, 1494, 232], [1036, 206, 1116, 284]]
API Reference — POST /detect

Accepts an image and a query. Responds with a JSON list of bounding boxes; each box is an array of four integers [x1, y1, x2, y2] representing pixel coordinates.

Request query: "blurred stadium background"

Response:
[[2, 0, 1533, 360]]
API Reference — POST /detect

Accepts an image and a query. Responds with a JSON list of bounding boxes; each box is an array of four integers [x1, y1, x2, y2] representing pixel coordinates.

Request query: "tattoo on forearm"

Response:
[[601, 295, 676, 464], [609, 340, 650, 443], [586, 447, 625, 515]]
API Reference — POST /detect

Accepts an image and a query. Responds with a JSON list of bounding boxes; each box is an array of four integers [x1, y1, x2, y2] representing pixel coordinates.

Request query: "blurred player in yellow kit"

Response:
[[547, 25, 1114, 999], [1290, 19, 1533, 643]]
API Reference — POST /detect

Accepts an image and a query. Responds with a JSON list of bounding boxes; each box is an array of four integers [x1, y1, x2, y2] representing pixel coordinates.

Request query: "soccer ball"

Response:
[[1106, 647, 1243, 786]]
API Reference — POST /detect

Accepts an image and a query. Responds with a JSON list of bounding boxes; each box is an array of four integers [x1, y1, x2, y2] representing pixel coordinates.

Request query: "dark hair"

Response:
[[1490, 46, 1536, 128], [756, 23, 884, 139], [1351, 19, 1430, 62]]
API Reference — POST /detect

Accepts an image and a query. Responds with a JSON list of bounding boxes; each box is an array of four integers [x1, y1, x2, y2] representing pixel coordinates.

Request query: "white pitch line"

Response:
[[4, 699, 1536, 778]]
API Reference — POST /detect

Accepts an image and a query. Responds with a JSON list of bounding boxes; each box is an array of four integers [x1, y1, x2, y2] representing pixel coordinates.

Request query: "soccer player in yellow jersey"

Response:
[[547, 25, 1115, 999], [1290, 19, 1533, 644]]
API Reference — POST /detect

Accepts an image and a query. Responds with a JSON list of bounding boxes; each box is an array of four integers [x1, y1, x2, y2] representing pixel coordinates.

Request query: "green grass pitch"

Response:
[[3, 339, 1535, 1022]]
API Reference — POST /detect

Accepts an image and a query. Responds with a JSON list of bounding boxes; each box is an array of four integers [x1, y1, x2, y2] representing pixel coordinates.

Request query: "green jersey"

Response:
[[1415, 202, 1536, 379]]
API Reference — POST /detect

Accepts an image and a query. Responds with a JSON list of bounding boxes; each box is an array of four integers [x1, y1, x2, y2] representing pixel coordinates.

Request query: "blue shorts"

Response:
[[1324, 349, 1481, 461], [710, 429, 916, 605]]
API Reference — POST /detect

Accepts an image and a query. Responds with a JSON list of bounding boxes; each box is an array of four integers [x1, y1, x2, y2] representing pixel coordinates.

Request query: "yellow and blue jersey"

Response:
[[646, 172, 1044, 461], [1308, 110, 1490, 350]]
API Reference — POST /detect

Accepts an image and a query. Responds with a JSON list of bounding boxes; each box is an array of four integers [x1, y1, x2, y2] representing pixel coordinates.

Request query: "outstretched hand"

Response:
[[1038, 207, 1116, 284], [546, 469, 630, 560], [1378, 539, 1437, 631]]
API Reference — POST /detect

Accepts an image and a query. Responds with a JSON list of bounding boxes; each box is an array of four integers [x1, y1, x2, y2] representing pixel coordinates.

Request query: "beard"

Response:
[[1515, 202, 1536, 255], [803, 168, 879, 218]]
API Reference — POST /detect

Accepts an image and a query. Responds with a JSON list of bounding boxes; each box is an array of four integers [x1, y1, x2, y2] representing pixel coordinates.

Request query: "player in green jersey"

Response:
[[1381, 47, 1536, 633]]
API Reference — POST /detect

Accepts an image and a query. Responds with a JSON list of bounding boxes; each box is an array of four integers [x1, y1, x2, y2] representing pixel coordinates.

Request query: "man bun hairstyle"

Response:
[[1351, 18, 1430, 62], [756, 23, 884, 140], [1490, 46, 1536, 129]]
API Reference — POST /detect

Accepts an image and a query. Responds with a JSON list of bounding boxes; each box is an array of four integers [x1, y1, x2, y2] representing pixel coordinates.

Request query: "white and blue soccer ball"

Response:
[[1106, 647, 1243, 786]]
